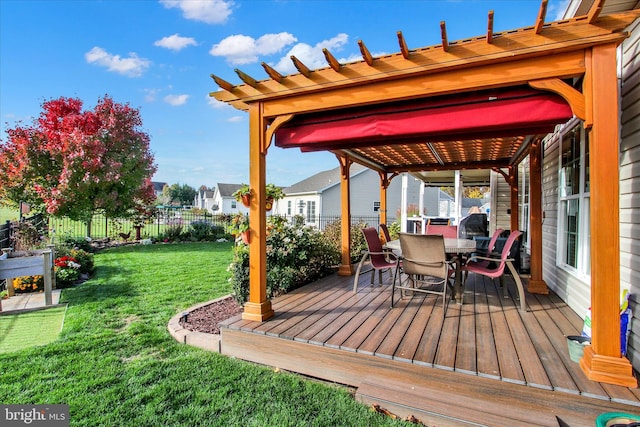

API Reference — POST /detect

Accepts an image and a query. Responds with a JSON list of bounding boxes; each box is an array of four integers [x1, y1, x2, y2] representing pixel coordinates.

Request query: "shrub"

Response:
[[229, 217, 340, 305], [322, 219, 368, 264], [69, 248, 94, 275], [12, 275, 44, 293], [54, 255, 81, 287], [158, 224, 184, 242], [189, 220, 216, 241], [11, 220, 46, 251]]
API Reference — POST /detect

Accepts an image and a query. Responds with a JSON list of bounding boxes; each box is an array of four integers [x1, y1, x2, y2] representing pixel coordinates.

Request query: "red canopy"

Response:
[[275, 87, 573, 151]]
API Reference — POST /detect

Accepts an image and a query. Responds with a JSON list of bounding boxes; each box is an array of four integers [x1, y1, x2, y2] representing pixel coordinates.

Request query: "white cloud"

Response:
[[160, 0, 233, 24], [207, 95, 232, 109], [85, 47, 150, 77], [164, 94, 190, 106], [143, 88, 160, 102], [209, 32, 297, 65], [154, 33, 197, 51], [272, 33, 349, 75], [227, 116, 243, 123]]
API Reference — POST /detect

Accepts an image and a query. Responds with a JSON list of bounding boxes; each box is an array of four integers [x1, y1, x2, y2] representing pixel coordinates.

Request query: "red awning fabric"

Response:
[[275, 87, 574, 151]]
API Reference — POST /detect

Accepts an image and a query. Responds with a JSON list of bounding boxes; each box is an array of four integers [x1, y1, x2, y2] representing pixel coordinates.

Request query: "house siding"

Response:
[[493, 169, 512, 232], [620, 17, 640, 369]]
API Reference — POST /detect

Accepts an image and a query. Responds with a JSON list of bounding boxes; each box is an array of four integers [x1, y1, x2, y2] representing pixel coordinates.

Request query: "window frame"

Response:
[[556, 123, 591, 279]]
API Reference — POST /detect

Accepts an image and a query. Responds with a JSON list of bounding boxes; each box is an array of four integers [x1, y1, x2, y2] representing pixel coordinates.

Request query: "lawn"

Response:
[[0, 242, 409, 426]]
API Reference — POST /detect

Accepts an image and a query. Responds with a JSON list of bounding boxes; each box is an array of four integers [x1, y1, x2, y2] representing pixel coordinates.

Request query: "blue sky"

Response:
[[0, 0, 569, 189]]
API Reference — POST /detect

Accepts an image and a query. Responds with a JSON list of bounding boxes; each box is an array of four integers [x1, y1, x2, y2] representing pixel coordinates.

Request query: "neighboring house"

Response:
[[213, 183, 249, 215], [151, 181, 166, 199], [273, 163, 447, 228], [193, 188, 216, 213]]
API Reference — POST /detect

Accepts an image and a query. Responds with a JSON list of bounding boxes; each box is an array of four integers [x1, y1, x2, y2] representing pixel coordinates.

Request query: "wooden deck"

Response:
[[220, 271, 640, 426]]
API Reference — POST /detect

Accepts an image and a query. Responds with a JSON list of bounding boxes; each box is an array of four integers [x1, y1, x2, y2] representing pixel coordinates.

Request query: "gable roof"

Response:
[[217, 183, 244, 197], [284, 163, 369, 195]]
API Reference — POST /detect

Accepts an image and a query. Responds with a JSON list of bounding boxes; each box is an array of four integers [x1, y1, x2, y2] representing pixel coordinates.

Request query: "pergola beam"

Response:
[[534, 0, 548, 34], [358, 40, 374, 66], [323, 48, 342, 72], [440, 21, 449, 52], [397, 31, 410, 59], [487, 10, 494, 43]]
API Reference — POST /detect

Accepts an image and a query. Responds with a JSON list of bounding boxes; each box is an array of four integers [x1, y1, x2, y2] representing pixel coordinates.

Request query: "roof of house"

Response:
[[152, 181, 166, 192], [217, 183, 244, 197], [284, 163, 368, 195]]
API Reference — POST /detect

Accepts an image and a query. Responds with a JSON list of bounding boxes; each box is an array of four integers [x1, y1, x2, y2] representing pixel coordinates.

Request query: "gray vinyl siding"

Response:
[[620, 17, 640, 369], [493, 169, 512, 232], [540, 124, 591, 316]]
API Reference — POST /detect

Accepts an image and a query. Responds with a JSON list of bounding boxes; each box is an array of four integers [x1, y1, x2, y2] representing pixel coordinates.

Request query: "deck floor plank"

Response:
[[218, 271, 640, 421], [474, 275, 501, 379], [393, 291, 437, 363], [324, 289, 391, 349], [491, 276, 553, 389], [375, 293, 426, 358], [434, 296, 461, 370]]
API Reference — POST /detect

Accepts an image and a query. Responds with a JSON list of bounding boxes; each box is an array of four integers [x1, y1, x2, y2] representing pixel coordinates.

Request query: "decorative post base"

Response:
[[527, 279, 549, 294], [338, 264, 355, 276], [580, 346, 637, 387], [242, 300, 274, 322]]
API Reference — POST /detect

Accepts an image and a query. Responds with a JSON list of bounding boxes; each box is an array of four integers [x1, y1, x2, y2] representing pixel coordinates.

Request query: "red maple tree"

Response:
[[0, 96, 157, 228]]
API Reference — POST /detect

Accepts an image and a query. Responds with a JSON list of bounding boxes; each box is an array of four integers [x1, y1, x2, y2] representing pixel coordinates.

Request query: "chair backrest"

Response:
[[488, 228, 504, 253], [361, 227, 389, 268], [379, 223, 391, 243], [398, 232, 448, 279], [500, 230, 522, 262], [426, 224, 458, 238]]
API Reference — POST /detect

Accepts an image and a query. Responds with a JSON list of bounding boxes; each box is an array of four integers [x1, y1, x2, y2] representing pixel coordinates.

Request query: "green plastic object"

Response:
[[596, 412, 640, 427]]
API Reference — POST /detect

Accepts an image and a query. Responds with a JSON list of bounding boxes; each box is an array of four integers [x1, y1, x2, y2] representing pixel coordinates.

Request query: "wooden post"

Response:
[[579, 44, 635, 387], [242, 103, 274, 322], [337, 155, 354, 276], [528, 139, 548, 294], [43, 250, 52, 306]]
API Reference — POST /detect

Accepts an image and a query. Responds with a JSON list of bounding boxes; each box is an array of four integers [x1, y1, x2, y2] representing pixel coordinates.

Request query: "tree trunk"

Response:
[[86, 218, 92, 238]]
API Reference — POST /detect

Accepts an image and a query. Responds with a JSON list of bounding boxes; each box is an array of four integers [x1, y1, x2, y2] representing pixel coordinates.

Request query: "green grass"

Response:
[[0, 306, 67, 353], [0, 242, 409, 426], [0, 205, 20, 223]]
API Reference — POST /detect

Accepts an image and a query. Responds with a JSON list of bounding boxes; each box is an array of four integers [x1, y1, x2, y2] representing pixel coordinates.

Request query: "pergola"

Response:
[[211, 1, 640, 387]]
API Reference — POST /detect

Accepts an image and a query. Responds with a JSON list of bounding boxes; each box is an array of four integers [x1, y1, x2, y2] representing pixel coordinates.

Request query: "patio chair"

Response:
[[473, 228, 504, 265], [425, 224, 458, 238], [379, 223, 391, 243], [353, 227, 399, 293], [392, 233, 453, 309], [463, 230, 527, 312]]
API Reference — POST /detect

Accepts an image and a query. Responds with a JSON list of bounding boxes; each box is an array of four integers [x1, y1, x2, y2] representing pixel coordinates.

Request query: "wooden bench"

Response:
[[0, 247, 55, 309]]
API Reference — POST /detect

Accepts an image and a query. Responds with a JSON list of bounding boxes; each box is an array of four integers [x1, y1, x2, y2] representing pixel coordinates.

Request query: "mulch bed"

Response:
[[179, 296, 243, 335]]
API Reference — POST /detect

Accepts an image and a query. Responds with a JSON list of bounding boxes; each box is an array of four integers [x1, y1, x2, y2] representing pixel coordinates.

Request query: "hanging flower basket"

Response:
[[265, 198, 274, 211], [241, 194, 251, 208]]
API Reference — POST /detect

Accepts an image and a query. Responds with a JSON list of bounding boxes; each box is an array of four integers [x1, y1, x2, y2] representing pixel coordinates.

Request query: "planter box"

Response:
[[0, 249, 54, 307]]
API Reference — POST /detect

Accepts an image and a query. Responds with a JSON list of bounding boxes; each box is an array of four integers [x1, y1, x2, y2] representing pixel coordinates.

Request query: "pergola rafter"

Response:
[[210, 4, 640, 388]]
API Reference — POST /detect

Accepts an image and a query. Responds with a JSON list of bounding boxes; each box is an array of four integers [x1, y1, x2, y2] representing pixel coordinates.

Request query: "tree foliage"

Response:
[[0, 96, 157, 222], [162, 183, 197, 206]]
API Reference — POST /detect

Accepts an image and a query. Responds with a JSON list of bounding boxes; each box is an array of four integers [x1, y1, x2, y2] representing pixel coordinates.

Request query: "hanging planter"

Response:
[[265, 183, 284, 211], [232, 184, 251, 208], [227, 213, 250, 244], [240, 230, 250, 244]]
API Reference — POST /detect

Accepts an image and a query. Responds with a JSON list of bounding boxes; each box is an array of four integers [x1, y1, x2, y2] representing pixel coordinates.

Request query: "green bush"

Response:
[[323, 219, 369, 264], [229, 217, 340, 305]]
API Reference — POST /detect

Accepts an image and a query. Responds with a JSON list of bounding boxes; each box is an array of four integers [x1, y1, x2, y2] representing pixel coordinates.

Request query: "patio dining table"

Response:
[[385, 237, 477, 303]]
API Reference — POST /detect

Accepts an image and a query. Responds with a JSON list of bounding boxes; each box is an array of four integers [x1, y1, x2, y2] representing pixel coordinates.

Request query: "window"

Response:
[[373, 201, 380, 212], [306, 201, 316, 223], [519, 156, 530, 248], [287, 200, 292, 215], [558, 124, 590, 276], [231, 201, 237, 209]]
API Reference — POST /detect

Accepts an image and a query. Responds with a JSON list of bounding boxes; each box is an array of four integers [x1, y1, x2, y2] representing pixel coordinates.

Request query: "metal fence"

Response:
[[0, 214, 47, 250], [48, 210, 388, 240]]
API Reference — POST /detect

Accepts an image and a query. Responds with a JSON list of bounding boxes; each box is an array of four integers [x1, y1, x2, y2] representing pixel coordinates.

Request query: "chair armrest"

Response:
[[466, 255, 498, 263]]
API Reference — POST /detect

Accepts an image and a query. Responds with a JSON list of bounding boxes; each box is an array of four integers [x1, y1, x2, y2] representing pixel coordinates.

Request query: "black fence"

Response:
[[47, 210, 389, 241], [0, 213, 47, 250]]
